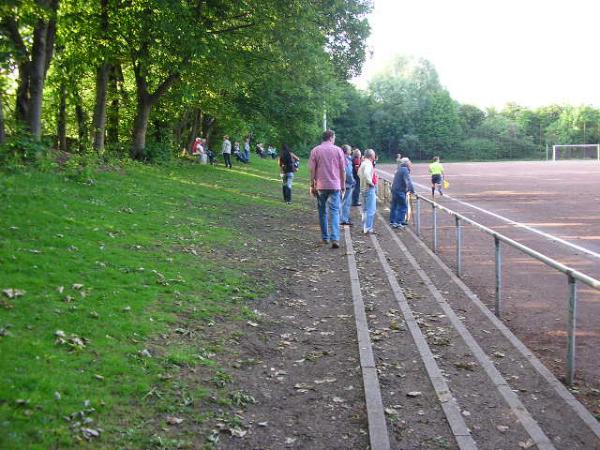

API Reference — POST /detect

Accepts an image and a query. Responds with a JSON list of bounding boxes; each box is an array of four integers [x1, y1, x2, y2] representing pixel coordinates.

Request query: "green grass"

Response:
[[0, 158, 307, 448]]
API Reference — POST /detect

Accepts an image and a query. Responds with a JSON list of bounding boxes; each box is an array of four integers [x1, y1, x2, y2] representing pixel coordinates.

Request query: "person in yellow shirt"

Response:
[[429, 156, 445, 197]]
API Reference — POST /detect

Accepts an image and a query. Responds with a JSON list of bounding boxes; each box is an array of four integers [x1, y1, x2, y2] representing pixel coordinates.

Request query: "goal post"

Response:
[[552, 144, 600, 161]]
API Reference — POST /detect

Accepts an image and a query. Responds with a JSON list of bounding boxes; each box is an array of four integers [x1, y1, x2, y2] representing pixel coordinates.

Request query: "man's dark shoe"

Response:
[[331, 241, 340, 249]]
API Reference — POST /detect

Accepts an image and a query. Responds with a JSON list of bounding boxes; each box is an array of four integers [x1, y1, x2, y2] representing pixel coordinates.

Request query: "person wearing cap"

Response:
[[390, 157, 415, 228]]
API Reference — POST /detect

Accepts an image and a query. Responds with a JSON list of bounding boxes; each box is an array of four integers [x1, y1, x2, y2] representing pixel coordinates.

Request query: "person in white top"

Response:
[[222, 135, 232, 168], [357, 149, 378, 234]]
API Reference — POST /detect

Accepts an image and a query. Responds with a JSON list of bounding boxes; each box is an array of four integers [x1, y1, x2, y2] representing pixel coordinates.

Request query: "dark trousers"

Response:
[[223, 153, 232, 168], [352, 175, 361, 205]]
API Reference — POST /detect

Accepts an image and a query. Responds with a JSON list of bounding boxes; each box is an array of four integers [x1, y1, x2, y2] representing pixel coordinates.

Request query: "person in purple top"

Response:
[[309, 129, 346, 249]]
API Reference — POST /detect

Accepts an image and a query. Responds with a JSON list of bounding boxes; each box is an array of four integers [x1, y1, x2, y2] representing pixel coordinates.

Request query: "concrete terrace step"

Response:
[[343, 208, 600, 449]]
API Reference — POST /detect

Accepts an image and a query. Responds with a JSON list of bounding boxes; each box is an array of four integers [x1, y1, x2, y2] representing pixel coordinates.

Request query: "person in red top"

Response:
[[309, 129, 346, 249]]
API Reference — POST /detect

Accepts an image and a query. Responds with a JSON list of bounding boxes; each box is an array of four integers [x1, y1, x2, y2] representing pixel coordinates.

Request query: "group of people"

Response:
[[191, 135, 282, 168], [192, 129, 446, 249], [307, 129, 446, 248], [307, 129, 386, 248]]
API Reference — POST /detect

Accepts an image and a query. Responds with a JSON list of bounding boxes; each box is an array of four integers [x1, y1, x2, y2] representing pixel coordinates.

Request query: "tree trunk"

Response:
[[73, 86, 88, 152], [203, 115, 215, 146], [28, 19, 49, 141], [106, 64, 121, 145], [92, 0, 109, 153], [92, 63, 110, 152], [130, 66, 180, 160], [174, 110, 190, 149], [0, 91, 5, 144], [131, 96, 152, 160], [27, 0, 59, 140], [57, 82, 67, 151], [15, 61, 31, 128], [187, 108, 202, 152]]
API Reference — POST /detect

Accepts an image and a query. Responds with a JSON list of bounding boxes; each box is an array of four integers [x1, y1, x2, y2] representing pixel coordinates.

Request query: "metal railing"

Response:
[[380, 179, 600, 385]]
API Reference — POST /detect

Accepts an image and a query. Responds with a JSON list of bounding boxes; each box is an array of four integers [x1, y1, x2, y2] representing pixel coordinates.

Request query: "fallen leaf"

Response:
[[229, 427, 247, 438], [3, 288, 25, 299], [406, 391, 422, 398], [385, 408, 399, 416], [166, 416, 184, 425], [496, 425, 509, 432]]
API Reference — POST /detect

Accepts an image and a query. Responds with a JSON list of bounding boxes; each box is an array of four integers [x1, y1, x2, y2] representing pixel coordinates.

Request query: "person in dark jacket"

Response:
[[351, 148, 362, 206], [279, 144, 300, 203], [340, 145, 356, 225], [390, 157, 415, 229]]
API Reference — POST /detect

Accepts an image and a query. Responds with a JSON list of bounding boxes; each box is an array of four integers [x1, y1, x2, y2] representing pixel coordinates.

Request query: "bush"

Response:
[[0, 134, 50, 170], [144, 140, 176, 164]]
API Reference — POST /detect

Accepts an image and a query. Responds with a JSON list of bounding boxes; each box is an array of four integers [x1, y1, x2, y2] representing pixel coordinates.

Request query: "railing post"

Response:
[[433, 204, 438, 253], [456, 216, 462, 278], [566, 275, 577, 386], [494, 236, 502, 317], [416, 197, 421, 237]]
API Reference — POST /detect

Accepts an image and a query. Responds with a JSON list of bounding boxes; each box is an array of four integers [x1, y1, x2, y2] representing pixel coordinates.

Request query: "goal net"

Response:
[[552, 144, 600, 161]]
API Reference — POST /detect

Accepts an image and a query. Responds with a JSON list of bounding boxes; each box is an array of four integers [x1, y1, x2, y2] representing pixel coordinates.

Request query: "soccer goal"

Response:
[[551, 144, 600, 161]]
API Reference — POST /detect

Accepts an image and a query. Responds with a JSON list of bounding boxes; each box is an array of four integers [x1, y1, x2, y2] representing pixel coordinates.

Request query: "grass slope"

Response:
[[0, 158, 305, 448]]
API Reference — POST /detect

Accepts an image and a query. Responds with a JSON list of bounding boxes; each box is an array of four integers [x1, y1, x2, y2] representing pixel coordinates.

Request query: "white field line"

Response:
[[377, 169, 600, 261]]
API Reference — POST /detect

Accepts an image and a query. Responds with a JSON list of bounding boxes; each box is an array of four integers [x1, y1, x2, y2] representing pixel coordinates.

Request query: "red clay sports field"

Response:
[[379, 160, 600, 398]]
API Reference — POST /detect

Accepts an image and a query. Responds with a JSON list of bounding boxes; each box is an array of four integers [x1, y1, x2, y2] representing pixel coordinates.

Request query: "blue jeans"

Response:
[[362, 187, 377, 232], [390, 191, 408, 224], [317, 190, 341, 242], [282, 172, 294, 189], [341, 185, 354, 223]]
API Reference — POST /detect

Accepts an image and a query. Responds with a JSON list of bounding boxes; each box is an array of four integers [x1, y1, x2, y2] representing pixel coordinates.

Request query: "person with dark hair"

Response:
[[340, 145, 355, 226], [429, 155, 445, 197], [309, 129, 346, 249], [390, 157, 415, 228], [279, 144, 300, 204], [351, 148, 362, 206]]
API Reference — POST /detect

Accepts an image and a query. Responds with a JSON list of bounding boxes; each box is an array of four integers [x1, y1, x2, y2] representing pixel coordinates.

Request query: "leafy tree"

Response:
[[1, 0, 60, 141]]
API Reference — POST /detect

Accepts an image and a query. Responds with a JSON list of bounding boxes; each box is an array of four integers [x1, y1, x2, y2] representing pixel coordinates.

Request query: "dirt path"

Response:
[[185, 194, 600, 449]]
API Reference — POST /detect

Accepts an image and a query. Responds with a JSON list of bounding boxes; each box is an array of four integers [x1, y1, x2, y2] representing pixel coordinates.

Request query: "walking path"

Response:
[[214, 199, 600, 449]]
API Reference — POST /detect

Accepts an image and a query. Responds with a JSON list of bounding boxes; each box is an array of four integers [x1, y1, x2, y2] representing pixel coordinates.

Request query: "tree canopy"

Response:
[[0, 0, 372, 160], [332, 55, 600, 161]]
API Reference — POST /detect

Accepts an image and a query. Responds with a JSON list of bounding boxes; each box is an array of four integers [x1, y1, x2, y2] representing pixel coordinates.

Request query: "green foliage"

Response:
[[0, 133, 50, 170], [143, 140, 175, 164], [331, 53, 600, 162], [0, 158, 293, 448]]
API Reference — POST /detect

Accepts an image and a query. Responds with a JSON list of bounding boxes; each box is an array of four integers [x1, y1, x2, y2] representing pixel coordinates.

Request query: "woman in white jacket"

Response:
[[357, 149, 378, 234]]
